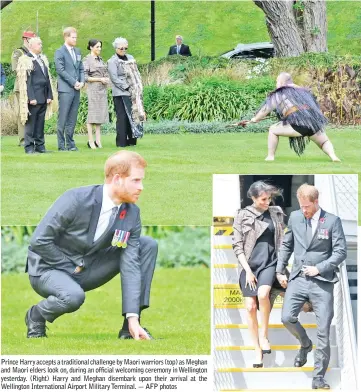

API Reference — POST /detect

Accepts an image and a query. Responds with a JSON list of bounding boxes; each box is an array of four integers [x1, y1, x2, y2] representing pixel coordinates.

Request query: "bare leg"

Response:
[[266, 122, 302, 161], [258, 285, 272, 350], [87, 124, 96, 149], [95, 125, 102, 148], [310, 131, 340, 162], [245, 296, 263, 364]]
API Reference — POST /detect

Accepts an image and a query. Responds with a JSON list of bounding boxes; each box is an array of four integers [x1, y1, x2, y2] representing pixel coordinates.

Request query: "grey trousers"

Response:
[[57, 91, 80, 149], [281, 275, 334, 378], [29, 236, 157, 323]]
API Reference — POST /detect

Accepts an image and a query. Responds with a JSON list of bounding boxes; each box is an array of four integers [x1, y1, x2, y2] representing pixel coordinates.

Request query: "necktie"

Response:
[[71, 47, 76, 64], [177, 45, 180, 54], [107, 206, 119, 231], [306, 218, 313, 246], [37, 56, 45, 73]]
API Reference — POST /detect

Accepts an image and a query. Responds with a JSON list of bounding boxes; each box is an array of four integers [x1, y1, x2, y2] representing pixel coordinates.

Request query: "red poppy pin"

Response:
[[119, 210, 127, 220], [319, 217, 326, 224]]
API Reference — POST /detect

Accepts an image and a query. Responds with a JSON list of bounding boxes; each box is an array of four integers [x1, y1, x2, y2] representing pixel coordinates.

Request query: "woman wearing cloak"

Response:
[[245, 73, 340, 162]]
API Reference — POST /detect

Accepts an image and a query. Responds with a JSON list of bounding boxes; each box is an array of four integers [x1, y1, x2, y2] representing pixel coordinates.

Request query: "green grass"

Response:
[[1, 267, 210, 355], [1, 131, 361, 225], [1, 0, 360, 64]]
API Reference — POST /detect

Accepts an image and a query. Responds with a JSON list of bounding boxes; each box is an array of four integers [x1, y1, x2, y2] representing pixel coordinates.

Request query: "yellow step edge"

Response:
[[217, 367, 329, 373], [214, 284, 239, 289], [214, 264, 238, 268], [214, 304, 283, 309], [216, 345, 316, 351], [215, 324, 316, 329], [214, 244, 233, 249]]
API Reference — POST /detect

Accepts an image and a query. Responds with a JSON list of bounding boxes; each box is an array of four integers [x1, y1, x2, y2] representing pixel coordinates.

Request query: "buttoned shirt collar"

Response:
[[310, 207, 321, 223], [101, 184, 121, 214]]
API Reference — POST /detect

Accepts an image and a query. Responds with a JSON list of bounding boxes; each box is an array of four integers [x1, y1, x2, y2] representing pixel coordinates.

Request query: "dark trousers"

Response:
[[57, 91, 80, 150], [281, 275, 334, 378], [113, 96, 137, 147], [24, 103, 47, 152], [29, 237, 157, 323]]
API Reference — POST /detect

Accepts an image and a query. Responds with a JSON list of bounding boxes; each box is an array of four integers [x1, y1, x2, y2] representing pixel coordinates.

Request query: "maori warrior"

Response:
[[240, 73, 340, 162]]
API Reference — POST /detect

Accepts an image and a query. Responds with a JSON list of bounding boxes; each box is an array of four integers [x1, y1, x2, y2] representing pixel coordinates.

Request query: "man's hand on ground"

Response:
[[128, 317, 150, 340]]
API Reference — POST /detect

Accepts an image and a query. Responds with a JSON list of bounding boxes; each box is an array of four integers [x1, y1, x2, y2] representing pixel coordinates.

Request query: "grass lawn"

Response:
[[1, 267, 210, 355], [1, 131, 361, 226], [1, 130, 361, 225], [1, 0, 360, 63]]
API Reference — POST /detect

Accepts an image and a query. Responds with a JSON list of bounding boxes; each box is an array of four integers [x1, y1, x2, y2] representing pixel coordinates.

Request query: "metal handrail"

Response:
[[338, 261, 358, 388]]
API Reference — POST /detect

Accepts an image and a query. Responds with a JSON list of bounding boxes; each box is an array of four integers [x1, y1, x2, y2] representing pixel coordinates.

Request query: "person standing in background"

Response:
[[55, 27, 84, 151], [18, 37, 53, 154], [168, 35, 192, 56], [12, 30, 37, 146], [83, 39, 110, 149]]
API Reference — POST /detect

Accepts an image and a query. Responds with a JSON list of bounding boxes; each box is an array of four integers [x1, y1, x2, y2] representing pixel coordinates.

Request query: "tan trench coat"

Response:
[[232, 205, 285, 267]]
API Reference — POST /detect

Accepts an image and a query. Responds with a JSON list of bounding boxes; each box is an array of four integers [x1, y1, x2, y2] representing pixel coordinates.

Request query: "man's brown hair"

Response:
[[297, 183, 319, 202], [63, 27, 77, 38], [104, 151, 147, 182]]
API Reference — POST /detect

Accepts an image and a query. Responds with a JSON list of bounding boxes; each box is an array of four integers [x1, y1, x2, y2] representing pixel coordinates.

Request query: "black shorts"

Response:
[[290, 124, 316, 137]]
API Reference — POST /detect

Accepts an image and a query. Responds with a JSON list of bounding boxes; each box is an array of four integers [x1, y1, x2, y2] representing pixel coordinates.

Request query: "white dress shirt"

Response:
[[64, 43, 76, 63], [29, 51, 45, 73], [308, 207, 321, 236], [177, 45, 181, 54], [94, 185, 138, 319]]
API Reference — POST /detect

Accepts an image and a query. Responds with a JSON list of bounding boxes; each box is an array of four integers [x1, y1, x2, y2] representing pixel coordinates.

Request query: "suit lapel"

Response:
[[63, 45, 77, 69], [91, 204, 129, 252], [298, 213, 308, 249], [308, 209, 326, 248], [86, 186, 103, 246]]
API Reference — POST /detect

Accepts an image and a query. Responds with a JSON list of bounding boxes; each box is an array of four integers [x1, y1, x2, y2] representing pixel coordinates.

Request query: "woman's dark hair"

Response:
[[247, 181, 283, 203], [87, 39, 102, 51]]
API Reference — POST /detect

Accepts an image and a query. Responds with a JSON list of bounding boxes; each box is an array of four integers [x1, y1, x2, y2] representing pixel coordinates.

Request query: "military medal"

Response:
[[112, 229, 130, 248]]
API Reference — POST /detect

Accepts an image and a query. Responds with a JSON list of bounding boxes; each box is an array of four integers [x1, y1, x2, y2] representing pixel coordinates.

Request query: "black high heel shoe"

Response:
[[87, 141, 96, 149], [253, 350, 264, 368], [261, 338, 272, 354], [94, 141, 102, 148]]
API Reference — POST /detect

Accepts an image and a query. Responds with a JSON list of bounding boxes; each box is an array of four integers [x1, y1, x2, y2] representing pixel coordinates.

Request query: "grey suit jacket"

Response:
[[54, 45, 85, 92], [26, 185, 142, 313], [107, 54, 134, 97], [276, 209, 346, 283]]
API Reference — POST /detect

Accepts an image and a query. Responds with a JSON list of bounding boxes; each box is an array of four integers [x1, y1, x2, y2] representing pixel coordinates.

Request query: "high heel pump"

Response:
[[253, 350, 264, 368], [261, 338, 272, 354], [87, 141, 96, 149], [94, 141, 102, 148]]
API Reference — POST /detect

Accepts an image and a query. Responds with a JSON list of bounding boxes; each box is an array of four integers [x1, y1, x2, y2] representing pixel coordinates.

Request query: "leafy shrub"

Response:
[[144, 77, 274, 121], [1, 226, 209, 273]]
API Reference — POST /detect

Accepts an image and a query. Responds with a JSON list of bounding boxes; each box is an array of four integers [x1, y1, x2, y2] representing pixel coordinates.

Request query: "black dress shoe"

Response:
[[35, 149, 53, 153], [312, 377, 330, 389], [294, 340, 313, 367], [25, 149, 36, 154], [25, 307, 47, 338], [58, 148, 67, 151], [118, 327, 154, 340], [68, 146, 79, 151]]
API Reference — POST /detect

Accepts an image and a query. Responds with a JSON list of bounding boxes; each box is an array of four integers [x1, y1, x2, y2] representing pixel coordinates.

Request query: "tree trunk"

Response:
[[254, 0, 304, 57], [254, 0, 328, 57], [302, 0, 328, 52]]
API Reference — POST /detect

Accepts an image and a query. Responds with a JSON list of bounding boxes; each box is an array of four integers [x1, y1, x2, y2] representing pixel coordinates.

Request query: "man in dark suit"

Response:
[[276, 184, 346, 390], [54, 26, 84, 151], [24, 37, 53, 154], [25, 151, 158, 340], [168, 35, 192, 56]]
